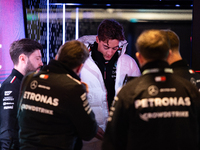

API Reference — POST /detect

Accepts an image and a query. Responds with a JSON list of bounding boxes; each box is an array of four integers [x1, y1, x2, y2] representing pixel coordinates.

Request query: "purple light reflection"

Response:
[[0, 0, 25, 84]]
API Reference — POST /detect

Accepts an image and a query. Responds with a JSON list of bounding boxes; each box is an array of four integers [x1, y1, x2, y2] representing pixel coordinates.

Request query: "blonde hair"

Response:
[[136, 29, 170, 60]]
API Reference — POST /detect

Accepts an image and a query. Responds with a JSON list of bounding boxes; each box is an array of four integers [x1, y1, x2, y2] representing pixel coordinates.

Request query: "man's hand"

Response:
[[95, 126, 104, 140]]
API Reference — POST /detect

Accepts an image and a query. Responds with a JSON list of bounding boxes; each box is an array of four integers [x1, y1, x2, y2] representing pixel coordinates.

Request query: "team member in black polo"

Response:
[[102, 29, 200, 150], [18, 40, 99, 150], [0, 38, 43, 150], [166, 29, 200, 91]]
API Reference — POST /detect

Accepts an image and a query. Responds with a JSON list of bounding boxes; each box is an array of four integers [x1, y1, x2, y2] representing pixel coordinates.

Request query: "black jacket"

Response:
[[18, 60, 98, 150], [91, 42, 118, 109], [170, 59, 200, 90], [0, 69, 23, 149], [102, 60, 200, 150]]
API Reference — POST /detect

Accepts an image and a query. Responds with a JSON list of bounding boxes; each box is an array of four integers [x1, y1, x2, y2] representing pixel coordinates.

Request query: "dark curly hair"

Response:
[[97, 19, 125, 43]]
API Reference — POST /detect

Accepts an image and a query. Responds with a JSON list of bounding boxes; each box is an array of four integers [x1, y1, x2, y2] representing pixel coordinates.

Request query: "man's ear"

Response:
[[55, 54, 58, 60], [96, 36, 99, 43], [136, 52, 143, 67], [19, 54, 28, 64], [166, 49, 172, 63]]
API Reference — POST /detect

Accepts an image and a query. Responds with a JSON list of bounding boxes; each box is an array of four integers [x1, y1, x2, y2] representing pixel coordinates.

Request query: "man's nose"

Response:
[[40, 60, 43, 66], [106, 49, 113, 55]]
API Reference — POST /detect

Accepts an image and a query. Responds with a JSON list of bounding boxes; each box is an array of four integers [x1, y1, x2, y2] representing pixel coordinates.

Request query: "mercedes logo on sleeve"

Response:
[[148, 85, 159, 96], [30, 80, 38, 89]]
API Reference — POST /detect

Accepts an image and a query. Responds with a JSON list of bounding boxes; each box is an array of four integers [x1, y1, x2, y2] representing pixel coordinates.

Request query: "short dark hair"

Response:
[[9, 38, 43, 65], [97, 19, 125, 42], [136, 29, 170, 60], [165, 29, 180, 52], [57, 40, 89, 70]]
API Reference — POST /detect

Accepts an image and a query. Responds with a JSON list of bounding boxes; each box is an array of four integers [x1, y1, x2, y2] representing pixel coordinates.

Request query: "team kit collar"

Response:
[[141, 60, 173, 75], [42, 60, 81, 81], [142, 68, 173, 75], [9, 69, 24, 83]]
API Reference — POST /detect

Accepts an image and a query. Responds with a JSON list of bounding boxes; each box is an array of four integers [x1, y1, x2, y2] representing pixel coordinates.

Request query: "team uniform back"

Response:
[[18, 60, 97, 150], [102, 60, 200, 150]]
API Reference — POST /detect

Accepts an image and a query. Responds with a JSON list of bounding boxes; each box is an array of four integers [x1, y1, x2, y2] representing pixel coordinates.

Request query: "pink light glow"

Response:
[[0, 0, 25, 83]]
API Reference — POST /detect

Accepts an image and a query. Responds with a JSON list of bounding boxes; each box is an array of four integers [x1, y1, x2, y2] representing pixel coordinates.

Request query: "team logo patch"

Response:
[[148, 85, 159, 96], [4, 91, 12, 96], [40, 74, 49, 79], [30, 80, 38, 89], [155, 76, 166, 82]]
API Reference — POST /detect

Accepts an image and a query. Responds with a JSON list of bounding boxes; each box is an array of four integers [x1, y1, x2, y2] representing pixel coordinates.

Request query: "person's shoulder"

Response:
[[172, 74, 200, 95], [0, 75, 22, 100], [120, 53, 133, 59], [1, 77, 11, 87], [172, 73, 195, 85], [190, 69, 200, 79], [119, 76, 141, 94], [120, 54, 138, 64], [59, 73, 84, 91], [65, 74, 81, 84], [120, 54, 137, 63], [62, 74, 87, 95], [77, 35, 96, 45], [119, 54, 140, 75], [0, 74, 21, 89]]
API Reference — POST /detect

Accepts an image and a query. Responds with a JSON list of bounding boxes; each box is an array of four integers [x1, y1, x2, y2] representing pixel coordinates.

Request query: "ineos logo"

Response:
[[30, 80, 38, 89]]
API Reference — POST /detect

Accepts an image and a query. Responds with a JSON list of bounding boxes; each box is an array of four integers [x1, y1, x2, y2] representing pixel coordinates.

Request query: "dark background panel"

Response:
[[192, 0, 200, 71], [50, 0, 193, 9], [126, 21, 192, 65]]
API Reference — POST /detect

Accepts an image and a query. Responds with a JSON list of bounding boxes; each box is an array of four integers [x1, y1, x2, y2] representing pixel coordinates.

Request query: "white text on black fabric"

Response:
[[135, 97, 190, 109], [23, 91, 59, 106]]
